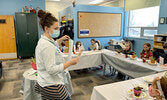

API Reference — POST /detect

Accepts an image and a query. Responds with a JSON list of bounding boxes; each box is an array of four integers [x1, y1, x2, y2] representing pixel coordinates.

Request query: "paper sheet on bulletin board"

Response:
[[78, 12, 122, 38], [80, 29, 89, 36]]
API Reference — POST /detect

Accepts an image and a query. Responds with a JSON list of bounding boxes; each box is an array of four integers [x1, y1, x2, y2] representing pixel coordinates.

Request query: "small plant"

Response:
[[116, 49, 122, 53], [132, 53, 136, 58], [31, 57, 36, 64], [31, 57, 37, 70], [133, 86, 143, 97], [151, 57, 156, 63], [152, 57, 155, 61], [134, 86, 143, 91]]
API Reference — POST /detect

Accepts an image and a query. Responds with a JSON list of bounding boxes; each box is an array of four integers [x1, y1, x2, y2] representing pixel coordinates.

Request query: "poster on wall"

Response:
[[80, 29, 89, 35]]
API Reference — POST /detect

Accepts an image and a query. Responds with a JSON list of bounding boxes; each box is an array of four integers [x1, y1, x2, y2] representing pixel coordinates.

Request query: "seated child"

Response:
[[75, 41, 85, 52], [90, 39, 99, 50], [159, 42, 167, 66], [140, 43, 153, 59], [149, 75, 167, 100], [122, 41, 133, 55]]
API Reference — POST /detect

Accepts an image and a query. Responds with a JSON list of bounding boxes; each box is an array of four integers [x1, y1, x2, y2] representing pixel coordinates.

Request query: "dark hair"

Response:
[[163, 42, 167, 49], [141, 43, 151, 58], [91, 39, 96, 42], [76, 41, 81, 50], [38, 10, 58, 31]]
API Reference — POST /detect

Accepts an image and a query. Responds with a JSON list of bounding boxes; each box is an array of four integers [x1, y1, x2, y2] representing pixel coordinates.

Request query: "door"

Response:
[[15, 13, 30, 57], [0, 15, 17, 60]]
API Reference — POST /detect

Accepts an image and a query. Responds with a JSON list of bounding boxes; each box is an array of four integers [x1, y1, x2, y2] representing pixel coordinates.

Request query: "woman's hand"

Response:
[[57, 35, 70, 45], [63, 57, 79, 70], [70, 57, 79, 65], [61, 35, 70, 41]]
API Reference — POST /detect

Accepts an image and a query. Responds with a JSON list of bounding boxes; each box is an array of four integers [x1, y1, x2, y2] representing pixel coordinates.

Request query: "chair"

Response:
[[0, 61, 5, 81], [0, 61, 2, 79]]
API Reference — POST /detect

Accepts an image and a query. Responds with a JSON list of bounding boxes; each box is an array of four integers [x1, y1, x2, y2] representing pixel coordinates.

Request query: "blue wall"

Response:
[[0, 0, 45, 38], [59, 5, 125, 50], [72, 5, 124, 50], [58, 6, 74, 23], [158, 0, 167, 34]]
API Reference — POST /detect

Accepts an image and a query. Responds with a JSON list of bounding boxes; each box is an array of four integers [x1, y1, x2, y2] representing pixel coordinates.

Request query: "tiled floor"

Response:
[[0, 59, 123, 100]]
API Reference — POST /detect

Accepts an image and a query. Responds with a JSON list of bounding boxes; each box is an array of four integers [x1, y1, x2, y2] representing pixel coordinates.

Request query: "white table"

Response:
[[21, 50, 107, 100], [91, 72, 165, 100], [63, 50, 104, 71], [20, 69, 41, 100], [21, 49, 167, 100], [102, 50, 167, 78]]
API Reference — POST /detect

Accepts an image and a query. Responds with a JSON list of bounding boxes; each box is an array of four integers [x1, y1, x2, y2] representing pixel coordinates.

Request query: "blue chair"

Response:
[[88, 47, 91, 51]]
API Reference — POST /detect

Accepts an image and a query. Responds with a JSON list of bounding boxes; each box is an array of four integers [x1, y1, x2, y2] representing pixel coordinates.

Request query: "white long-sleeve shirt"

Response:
[[35, 35, 66, 87]]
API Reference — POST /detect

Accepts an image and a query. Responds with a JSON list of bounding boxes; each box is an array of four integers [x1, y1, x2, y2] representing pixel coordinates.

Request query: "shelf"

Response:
[[155, 34, 167, 37], [154, 41, 165, 43], [153, 34, 167, 51], [153, 45, 163, 49]]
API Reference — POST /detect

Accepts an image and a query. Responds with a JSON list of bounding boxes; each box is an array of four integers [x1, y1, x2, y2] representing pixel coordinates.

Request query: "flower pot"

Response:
[[143, 58, 146, 63], [31, 62, 37, 70], [133, 88, 142, 97], [132, 55, 136, 58], [125, 54, 128, 58], [151, 60, 155, 64]]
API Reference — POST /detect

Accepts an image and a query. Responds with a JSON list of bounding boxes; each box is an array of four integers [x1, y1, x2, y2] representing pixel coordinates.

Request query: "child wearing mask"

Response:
[[149, 75, 167, 100], [140, 43, 153, 59], [75, 41, 85, 52], [159, 42, 167, 66]]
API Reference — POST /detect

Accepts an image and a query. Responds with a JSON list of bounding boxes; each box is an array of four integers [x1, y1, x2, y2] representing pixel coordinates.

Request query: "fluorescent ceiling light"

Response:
[[89, 0, 104, 4], [51, 0, 61, 1]]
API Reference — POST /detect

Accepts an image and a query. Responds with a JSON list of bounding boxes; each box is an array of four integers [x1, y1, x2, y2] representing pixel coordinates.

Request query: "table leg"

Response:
[[109, 66, 112, 74], [111, 67, 116, 76], [103, 63, 106, 76]]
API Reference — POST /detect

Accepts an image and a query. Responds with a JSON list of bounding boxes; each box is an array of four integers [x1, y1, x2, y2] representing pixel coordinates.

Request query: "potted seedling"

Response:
[[151, 57, 156, 64], [133, 86, 143, 97], [132, 52, 136, 59], [116, 49, 122, 54], [31, 57, 37, 70]]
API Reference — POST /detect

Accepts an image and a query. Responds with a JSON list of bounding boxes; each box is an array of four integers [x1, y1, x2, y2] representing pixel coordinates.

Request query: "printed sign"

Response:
[[80, 29, 89, 35]]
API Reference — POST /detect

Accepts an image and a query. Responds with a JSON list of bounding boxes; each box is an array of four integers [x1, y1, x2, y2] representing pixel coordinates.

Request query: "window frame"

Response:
[[127, 9, 158, 38]]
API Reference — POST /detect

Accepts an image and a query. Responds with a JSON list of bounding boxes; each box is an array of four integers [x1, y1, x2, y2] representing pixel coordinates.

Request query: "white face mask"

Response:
[[77, 45, 81, 48], [49, 30, 60, 38]]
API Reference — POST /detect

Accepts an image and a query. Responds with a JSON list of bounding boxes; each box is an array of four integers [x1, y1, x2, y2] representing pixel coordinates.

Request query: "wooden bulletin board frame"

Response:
[[78, 12, 122, 38]]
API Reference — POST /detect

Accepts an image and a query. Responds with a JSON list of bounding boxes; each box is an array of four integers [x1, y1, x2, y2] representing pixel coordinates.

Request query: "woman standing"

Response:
[[35, 10, 79, 100]]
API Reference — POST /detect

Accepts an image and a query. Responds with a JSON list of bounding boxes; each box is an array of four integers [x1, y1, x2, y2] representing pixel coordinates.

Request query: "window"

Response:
[[127, 6, 159, 38]]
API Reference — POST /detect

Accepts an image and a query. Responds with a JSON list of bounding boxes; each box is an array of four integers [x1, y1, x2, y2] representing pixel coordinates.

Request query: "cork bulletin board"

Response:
[[78, 12, 122, 38]]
